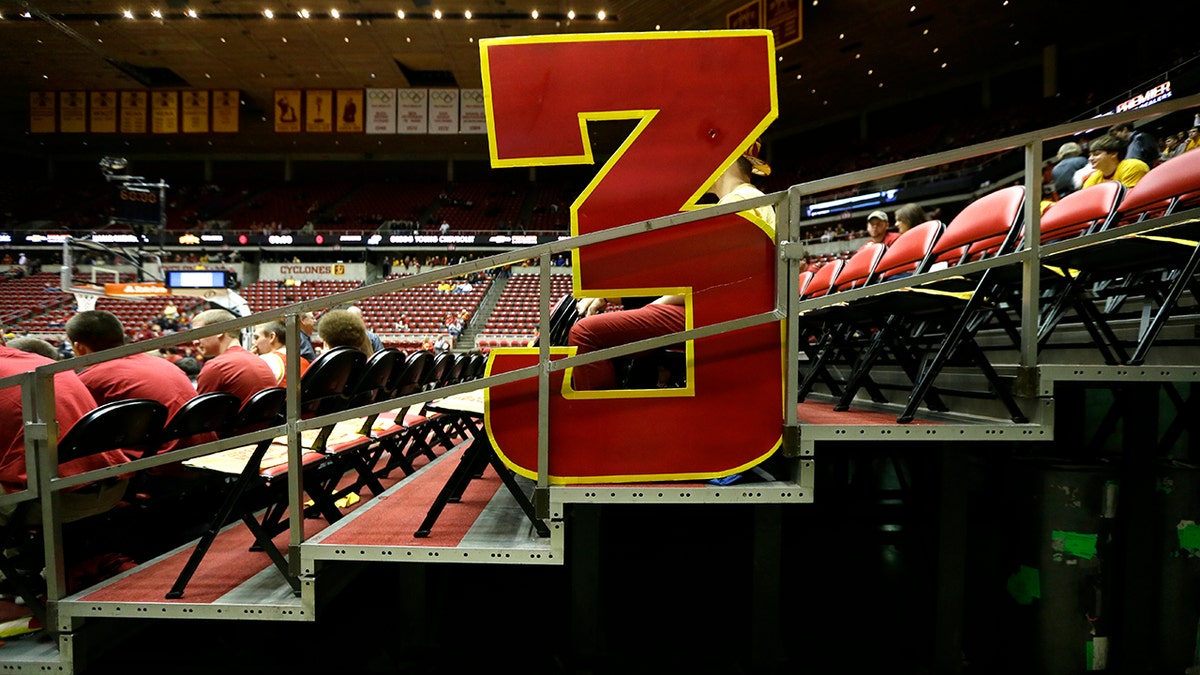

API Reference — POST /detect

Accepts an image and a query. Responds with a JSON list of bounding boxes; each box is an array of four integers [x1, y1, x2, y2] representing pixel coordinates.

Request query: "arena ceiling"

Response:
[[0, 0, 1156, 160]]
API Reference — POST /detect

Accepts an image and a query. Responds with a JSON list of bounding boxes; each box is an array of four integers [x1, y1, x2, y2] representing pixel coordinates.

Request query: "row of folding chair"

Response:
[[1032, 147, 1200, 365], [797, 185, 1029, 423], [164, 347, 484, 598]]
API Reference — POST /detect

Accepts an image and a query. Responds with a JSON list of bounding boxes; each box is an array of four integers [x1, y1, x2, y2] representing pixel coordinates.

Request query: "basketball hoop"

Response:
[[73, 292, 99, 312]]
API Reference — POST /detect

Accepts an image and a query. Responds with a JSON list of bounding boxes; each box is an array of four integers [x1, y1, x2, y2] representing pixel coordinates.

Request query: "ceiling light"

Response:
[[151, 9, 162, 18], [406, 36, 411, 42], [867, 69, 873, 75], [855, 53, 861, 59], [220, 37, 226, 42], [910, 5, 916, 11], [330, 8, 340, 18], [932, 47, 938, 53], [795, 74, 801, 79], [812, 0, 818, 5], [922, 28, 929, 35], [186, 9, 198, 18], [655, 24, 660, 30], [298, 9, 310, 18], [433, 9, 442, 19], [344, 36, 349, 42], [878, 82, 884, 88], [838, 33, 844, 39], [370, 73, 376, 78], [1014, 40, 1020, 46], [531, 9, 539, 19], [205, 73, 210, 78], [464, 10, 472, 19], [396, 9, 405, 18], [122, 9, 134, 19], [97, 37, 103, 42], [941, 62, 948, 68], [21, 11, 31, 18], [263, 9, 274, 19], [315, 73, 320, 78], [42, 74, 48, 79], [281, 36, 288, 42], [564, 10, 573, 19], [597, 10, 606, 20], [469, 37, 474, 42]]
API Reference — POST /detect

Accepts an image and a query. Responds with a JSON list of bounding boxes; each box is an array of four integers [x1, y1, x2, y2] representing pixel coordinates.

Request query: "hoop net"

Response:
[[68, 284, 106, 312], [73, 292, 99, 311]]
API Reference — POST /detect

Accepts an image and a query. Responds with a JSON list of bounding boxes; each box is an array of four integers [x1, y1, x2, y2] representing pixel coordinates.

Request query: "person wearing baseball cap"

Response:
[[1051, 140, 1088, 197], [863, 209, 898, 247]]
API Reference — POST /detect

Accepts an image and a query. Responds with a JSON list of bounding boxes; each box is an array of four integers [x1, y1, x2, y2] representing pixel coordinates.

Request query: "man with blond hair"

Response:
[[189, 308, 276, 402]]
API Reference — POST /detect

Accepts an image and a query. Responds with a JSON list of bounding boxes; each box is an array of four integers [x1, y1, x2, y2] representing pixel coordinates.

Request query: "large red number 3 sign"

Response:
[[482, 32, 784, 483]]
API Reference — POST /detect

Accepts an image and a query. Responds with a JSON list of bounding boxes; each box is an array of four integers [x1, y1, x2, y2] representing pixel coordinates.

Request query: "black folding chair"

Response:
[[167, 387, 290, 599], [0, 399, 166, 621]]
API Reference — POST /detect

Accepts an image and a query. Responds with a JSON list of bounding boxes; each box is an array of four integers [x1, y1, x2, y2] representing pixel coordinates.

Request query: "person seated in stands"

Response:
[[6, 336, 59, 360], [344, 306, 384, 352], [66, 310, 207, 454], [189, 308, 277, 403], [892, 203, 928, 234], [251, 319, 310, 386], [862, 210, 898, 248], [1110, 122, 1159, 167], [568, 142, 775, 391], [316, 309, 373, 355], [1050, 141, 1088, 198], [0, 326, 130, 525], [1081, 133, 1149, 189], [297, 311, 317, 362]]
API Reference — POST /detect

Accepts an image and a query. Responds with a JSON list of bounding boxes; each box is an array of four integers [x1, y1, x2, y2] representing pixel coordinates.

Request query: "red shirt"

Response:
[[196, 345, 277, 404], [79, 352, 212, 453], [0, 346, 129, 493]]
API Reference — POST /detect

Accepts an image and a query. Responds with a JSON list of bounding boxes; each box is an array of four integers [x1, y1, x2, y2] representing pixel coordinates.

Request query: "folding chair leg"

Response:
[[167, 440, 272, 599], [240, 513, 300, 596], [1128, 245, 1200, 365]]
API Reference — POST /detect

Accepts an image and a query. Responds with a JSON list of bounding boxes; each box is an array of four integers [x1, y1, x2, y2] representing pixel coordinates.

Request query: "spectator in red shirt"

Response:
[[189, 309, 276, 403]]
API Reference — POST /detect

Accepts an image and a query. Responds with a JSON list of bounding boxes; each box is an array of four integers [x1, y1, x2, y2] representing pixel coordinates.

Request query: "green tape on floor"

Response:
[[1178, 521, 1200, 552]]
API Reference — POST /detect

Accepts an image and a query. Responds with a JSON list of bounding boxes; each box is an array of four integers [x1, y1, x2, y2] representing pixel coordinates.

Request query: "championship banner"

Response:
[[59, 91, 87, 133], [366, 89, 397, 134], [274, 89, 301, 132], [181, 90, 209, 133], [336, 89, 364, 132], [151, 91, 179, 134], [397, 89, 428, 134], [428, 89, 460, 134], [764, 0, 802, 48], [210, 90, 238, 132], [120, 91, 148, 133], [305, 89, 333, 133], [29, 92, 55, 134], [89, 91, 117, 133], [459, 89, 487, 134]]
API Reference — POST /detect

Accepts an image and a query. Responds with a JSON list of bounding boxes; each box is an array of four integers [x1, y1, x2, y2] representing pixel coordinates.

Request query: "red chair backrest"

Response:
[[797, 269, 814, 298], [873, 220, 944, 281], [1117, 148, 1200, 222], [802, 259, 843, 299], [933, 185, 1025, 265], [1038, 180, 1124, 242], [832, 242, 885, 292]]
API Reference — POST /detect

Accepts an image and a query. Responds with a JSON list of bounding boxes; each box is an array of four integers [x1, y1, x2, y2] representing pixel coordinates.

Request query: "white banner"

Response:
[[459, 89, 487, 134], [365, 88, 397, 135], [396, 89, 429, 134], [428, 89, 460, 134], [259, 262, 368, 282]]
